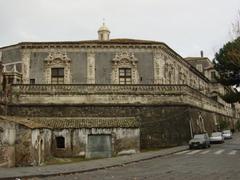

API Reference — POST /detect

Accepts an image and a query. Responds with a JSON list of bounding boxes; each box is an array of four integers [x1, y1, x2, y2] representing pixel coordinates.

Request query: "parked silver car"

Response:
[[222, 130, 233, 139], [210, 132, 224, 144], [189, 133, 211, 149]]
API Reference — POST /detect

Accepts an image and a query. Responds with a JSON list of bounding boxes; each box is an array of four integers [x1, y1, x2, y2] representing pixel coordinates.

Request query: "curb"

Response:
[[0, 146, 188, 180]]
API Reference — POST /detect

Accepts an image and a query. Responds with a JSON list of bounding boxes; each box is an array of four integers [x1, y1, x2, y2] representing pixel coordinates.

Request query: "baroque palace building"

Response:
[[0, 23, 239, 167]]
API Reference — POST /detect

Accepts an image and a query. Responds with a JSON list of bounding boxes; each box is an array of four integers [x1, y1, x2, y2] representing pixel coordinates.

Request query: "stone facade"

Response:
[[0, 26, 239, 167]]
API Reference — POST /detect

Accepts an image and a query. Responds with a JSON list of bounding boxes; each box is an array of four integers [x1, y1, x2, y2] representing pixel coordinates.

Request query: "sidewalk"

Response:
[[0, 145, 188, 179]]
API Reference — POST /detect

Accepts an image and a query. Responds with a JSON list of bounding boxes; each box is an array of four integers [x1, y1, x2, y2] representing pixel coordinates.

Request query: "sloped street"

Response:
[[41, 133, 240, 180]]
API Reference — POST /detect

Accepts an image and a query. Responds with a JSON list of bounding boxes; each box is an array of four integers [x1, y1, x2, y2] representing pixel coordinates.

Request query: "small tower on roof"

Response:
[[98, 21, 110, 41]]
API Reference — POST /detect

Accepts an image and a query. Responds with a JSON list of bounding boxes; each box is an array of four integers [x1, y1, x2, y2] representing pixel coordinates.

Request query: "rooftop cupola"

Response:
[[98, 22, 110, 41]]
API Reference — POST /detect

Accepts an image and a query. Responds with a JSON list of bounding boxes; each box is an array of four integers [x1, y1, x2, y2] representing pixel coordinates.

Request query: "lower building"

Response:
[[0, 116, 139, 167]]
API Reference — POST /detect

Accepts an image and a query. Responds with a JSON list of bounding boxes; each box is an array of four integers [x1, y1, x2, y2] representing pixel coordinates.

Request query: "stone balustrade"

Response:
[[9, 84, 234, 117], [11, 84, 187, 95]]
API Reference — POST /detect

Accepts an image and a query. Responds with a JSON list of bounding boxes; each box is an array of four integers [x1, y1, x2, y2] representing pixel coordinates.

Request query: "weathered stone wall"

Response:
[[51, 128, 139, 158], [29, 52, 88, 84], [135, 52, 154, 84], [0, 146, 8, 167], [95, 52, 113, 84], [0, 120, 16, 167], [74, 128, 139, 157], [0, 146, 15, 167], [29, 52, 48, 84], [31, 129, 52, 165], [5, 104, 233, 149], [10, 84, 234, 117], [68, 52, 87, 84], [1, 47, 21, 64], [15, 125, 33, 166], [52, 129, 72, 157]]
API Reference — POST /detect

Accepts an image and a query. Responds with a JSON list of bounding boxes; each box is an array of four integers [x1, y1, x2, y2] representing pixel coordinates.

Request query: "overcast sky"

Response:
[[0, 0, 240, 59]]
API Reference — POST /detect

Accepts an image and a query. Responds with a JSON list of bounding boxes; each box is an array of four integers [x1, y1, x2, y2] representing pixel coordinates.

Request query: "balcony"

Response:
[[6, 84, 234, 117]]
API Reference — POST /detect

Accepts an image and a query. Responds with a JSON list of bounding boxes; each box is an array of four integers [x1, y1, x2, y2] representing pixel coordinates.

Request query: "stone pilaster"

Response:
[[153, 52, 165, 84], [87, 53, 96, 84], [21, 49, 31, 84]]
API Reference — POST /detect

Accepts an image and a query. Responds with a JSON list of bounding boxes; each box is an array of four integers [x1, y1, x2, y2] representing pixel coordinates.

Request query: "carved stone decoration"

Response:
[[87, 53, 95, 84], [153, 53, 165, 84], [111, 51, 139, 84], [44, 50, 71, 84], [164, 62, 175, 84]]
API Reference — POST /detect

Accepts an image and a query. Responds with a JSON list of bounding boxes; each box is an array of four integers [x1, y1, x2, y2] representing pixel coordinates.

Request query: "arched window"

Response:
[[56, 136, 65, 149]]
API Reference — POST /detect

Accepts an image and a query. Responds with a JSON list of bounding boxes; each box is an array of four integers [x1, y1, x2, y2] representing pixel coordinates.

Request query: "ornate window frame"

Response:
[[44, 51, 71, 84], [111, 51, 139, 84]]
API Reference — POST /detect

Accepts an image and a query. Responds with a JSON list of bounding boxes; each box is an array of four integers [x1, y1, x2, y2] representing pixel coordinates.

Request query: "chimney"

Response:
[[200, 50, 204, 58]]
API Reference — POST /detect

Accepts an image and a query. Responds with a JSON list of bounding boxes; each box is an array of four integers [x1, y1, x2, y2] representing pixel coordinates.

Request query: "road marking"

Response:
[[175, 150, 190, 155], [228, 150, 237, 155], [187, 150, 202, 155], [214, 150, 225, 155], [200, 150, 210, 154]]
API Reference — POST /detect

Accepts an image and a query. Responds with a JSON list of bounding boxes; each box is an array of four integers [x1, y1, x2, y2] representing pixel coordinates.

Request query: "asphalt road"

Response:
[[40, 133, 240, 180]]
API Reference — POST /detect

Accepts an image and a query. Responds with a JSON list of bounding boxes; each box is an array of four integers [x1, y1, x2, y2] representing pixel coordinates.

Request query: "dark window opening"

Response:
[[30, 79, 35, 84], [119, 68, 132, 84], [51, 68, 64, 84], [56, 136, 65, 148]]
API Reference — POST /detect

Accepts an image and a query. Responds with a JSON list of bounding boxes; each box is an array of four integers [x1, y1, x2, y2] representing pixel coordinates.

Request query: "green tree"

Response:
[[213, 37, 240, 103]]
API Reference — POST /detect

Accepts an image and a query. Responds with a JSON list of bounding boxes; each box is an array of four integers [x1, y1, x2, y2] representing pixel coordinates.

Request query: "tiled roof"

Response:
[[0, 116, 139, 129], [0, 116, 44, 129]]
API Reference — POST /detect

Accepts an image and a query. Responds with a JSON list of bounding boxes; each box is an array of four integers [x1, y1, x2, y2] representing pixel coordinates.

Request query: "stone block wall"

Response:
[[15, 125, 33, 166], [52, 129, 72, 157], [31, 129, 52, 166], [2, 102, 236, 152], [6, 104, 231, 149], [0, 146, 8, 167]]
